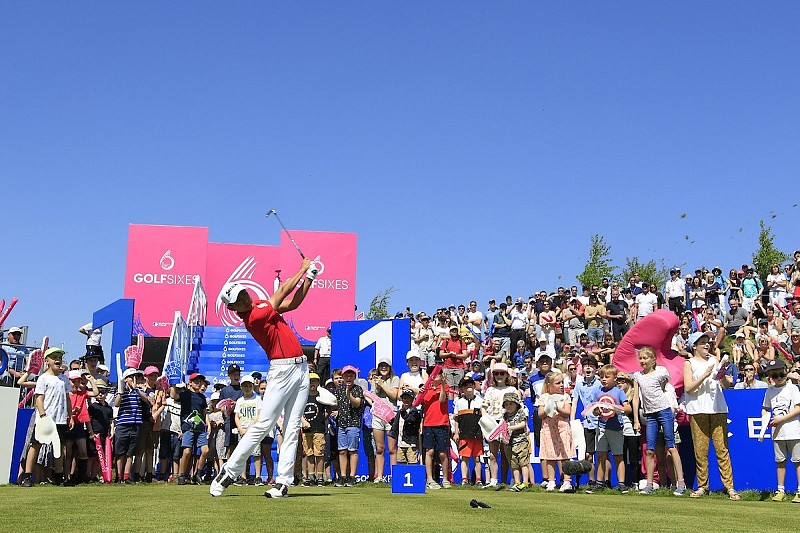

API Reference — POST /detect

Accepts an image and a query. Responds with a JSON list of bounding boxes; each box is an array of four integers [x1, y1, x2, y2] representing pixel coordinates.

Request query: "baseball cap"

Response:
[[97, 364, 110, 372], [400, 389, 415, 400], [309, 372, 321, 381], [68, 370, 84, 380], [458, 376, 475, 387], [122, 368, 143, 380], [406, 349, 421, 360], [213, 382, 226, 390], [688, 332, 711, 346], [143, 365, 160, 376], [210, 392, 220, 401], [377, 356, 392, 366], [219, 282, 247, 305], [174, 382, 186, 389], [7, 326, 23, 334], [188, 372, 205, 382], [735, 332, 745, 338], [765, 359, 787, 373], [341, 365, 359, 375], [251, 371, 262, 380], [44, 347, 65, 359], [94, 379, 110, 390], [492, 362, 509, 373], [240, 375, 254, 384], [227, 364, 242, 374]]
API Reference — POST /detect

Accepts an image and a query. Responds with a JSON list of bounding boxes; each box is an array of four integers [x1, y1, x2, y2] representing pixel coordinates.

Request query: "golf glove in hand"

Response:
[[306, 265, 319, 280]]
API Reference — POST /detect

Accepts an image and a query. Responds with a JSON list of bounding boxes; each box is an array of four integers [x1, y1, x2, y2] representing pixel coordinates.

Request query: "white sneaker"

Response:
[[426, 481, 441, 490], [485, 479, 498, 488], [442, 480, 452, 489], [209, 468, 235, 497], [559, 481, 574, 493], [546, 480, 556, 492], [264, 483, 289, 498]]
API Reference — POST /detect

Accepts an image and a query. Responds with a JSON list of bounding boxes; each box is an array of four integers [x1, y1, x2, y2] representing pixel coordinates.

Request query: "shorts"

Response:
[[372, 415, 393, 432], [443, 368, 466, 389], [422, 425, 450, 453], [65, 422, 89, 441], [137, 423, 156, 450], [303, 432, 325, 457], [774, 439, 800, 463], [181, 430, 209, 450], [503, 439, 531, 469], [338, 427, 360, 452], [584, 428, 597, 455], [397, 446, 418, 464], [458, 437, 483, 458], [114, 424, 140, 457], [645, 408, 676, 450], [595, 427, 624, 456], [159, 431, 182, 461]]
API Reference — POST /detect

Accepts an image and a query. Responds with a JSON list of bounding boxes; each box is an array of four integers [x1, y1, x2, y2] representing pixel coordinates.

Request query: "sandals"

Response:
[[728, 489, 741, 501], [690, 487, 707, 498]]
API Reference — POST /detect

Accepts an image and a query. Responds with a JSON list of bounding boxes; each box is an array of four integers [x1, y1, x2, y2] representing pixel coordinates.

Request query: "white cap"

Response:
[[97, 364, 110, 372], [406, 349, 421, 360], [122, 368, 143, 380], [220, 282, 247, 305], [7, 327, 23, 335], [377, 356, 392, 366], [210, 392, 220, 401], [240, 375, 255, 384]]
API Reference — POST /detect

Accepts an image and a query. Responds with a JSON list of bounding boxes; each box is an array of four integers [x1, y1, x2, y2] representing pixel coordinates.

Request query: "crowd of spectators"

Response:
[[5, 254, 800, 497]]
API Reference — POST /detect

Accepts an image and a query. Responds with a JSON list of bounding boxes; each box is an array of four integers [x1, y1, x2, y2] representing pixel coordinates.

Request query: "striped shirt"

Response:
[[116, 389, 143, 425]]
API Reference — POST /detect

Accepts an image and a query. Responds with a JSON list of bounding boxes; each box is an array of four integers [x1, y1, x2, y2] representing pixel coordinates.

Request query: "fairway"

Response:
[[0, 483, 790, 533]]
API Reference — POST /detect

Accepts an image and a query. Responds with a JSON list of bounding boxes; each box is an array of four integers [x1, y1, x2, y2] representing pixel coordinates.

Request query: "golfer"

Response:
[[210, 257, 316, 499]]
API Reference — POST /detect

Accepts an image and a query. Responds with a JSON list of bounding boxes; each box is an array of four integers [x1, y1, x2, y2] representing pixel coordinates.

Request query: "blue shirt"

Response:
[[572, 377, 602, 429], [590, 385, 628, 431], [117, 389, 143, 425]]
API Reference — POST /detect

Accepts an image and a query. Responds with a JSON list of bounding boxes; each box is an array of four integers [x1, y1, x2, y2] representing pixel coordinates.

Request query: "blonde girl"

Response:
[[536, 371, 573, 492]]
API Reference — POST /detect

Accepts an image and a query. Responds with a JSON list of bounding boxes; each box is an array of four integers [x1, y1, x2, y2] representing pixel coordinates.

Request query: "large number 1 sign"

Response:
[[331, 318, 410, 374]]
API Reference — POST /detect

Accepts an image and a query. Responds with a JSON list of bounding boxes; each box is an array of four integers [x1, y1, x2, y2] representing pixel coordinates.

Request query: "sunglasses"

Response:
[[770, 373, 787, 379], [492, 372, 507, 376], [744, 368, 755, 372]]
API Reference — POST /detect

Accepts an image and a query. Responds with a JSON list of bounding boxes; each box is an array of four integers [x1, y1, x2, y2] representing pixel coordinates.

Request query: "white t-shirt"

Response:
[[234, 395, 262, 431], [682, 357, 728, 415], [665, 279, 686, 300], [635, 293, 658, 317], [763, 383, 800, 441], [81, 322, 103, 346], [34, 373, 68, 424], [466, 311, 483, 336], [314, 336, 331, 357]]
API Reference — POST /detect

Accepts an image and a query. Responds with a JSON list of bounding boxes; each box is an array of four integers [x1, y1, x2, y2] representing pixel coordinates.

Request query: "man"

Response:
[[491, 303, 512, 356], [665, 269, 686, 316], [314, 328, 332, 383], [414, 314, 437, 372], [484, 300, 498, 333], [724, 297, 749, 336], [600, 279, 612, 303], [509, 298, 528, 357], [465, 300, 483, 339], [740, 269, 763, 311], [605, 289, 629, 341], [788, 301, 800, 333], [78, 322, 103, 358], [584, 295, 606, 344], [627, 277, 642, 296], [210, 257, 317, 499], [671, 325, 692, 359], [2, 326, 28, 387], [632, 283, 658, 323]]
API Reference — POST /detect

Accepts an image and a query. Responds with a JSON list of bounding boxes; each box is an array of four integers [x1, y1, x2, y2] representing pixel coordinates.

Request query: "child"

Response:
[[537, 372, 574, 492], [632, 346, 686, 495], [19, 348, 70, 487], [420, 369, 450, 489], [589, 364, 631, 493], [258, 379, 276, 485], [302, 373, 329, 487], [178, 372, 210, 485], [762, 359, 800, 502], [502, 393, 531, 491], [615, 372, 641, 490], [393, 389, 422, 465], [482, 362, 520, 488], [454, 376, 484, 486], [114, 368, 150, 484], [65, 370, 99, 484], [233, 375, 261, 484], [157, 383, 183, 482], [334, 365, 364, 487], [369, 358, 400, 483], [87, 379, 113, 482], [570, 357, 602, 489]]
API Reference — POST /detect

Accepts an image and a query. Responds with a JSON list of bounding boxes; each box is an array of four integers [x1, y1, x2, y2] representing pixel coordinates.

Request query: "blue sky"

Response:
[[2, 3, 799, 357]]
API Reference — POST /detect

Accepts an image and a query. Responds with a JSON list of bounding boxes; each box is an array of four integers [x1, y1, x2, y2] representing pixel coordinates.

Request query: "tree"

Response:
[[619, 256, 670, 291], [576, 234, 616, 289], [752, 220, 788, 283], [365, 287, 397, 320]]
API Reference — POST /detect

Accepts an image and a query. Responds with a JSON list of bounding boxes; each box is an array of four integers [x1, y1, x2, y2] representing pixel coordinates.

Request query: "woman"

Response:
[[538, 301, 558, 346], [754, 335, 776, 374], [733, 362, 767, 389], [682, 332, 740, 500], [369, 358, 399, 483], [561, 299, 586, 345], [727, 268, 743, 303], [689, 277, 705, 311], [767, 263, 789, 309]]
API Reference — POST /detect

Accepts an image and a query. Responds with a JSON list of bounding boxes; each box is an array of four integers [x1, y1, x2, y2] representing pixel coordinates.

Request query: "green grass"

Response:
[[0, 482, 793, 532]]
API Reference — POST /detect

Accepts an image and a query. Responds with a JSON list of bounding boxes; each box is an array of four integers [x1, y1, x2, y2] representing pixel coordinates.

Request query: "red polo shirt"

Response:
[[237, 300, 303, 361]]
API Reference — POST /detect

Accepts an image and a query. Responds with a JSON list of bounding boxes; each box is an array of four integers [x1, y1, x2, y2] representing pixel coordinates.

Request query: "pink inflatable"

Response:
[[613, 309, 684, 394]]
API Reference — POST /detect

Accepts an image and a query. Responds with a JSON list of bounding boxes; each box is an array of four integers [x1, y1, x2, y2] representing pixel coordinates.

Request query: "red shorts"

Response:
[[458, 437, 483, 458]]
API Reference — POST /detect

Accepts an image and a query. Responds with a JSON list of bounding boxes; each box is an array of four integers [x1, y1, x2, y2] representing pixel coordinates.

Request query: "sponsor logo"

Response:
[[133, 273, 199, 285], [160, 250, 175, 271], [216, 256, 270, 327]]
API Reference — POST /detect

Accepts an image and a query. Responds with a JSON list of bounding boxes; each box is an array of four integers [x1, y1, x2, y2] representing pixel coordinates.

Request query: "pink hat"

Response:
[[492, 362, 509, 373], [143, 365, 160, 376], [341, 365, 359, 375], [68, 370, 84, 380]]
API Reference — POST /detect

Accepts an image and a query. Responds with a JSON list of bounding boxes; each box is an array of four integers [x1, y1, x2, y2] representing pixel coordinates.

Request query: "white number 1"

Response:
[[358, 320, 393, 368], [403, 472, 412, 487]]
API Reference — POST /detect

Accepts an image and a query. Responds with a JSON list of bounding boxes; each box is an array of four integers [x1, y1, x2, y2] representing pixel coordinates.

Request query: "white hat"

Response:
[[240, 375, 255, 384], [377, 356, 392, 366], [7, 327, 23, 335], [210, 392, 220, 401], [220, 282, 247, 305], [406, 349, 421, 360], [68, 370, 84, 380], [122, 368, 143, 380], [97, 364, 110, 372]]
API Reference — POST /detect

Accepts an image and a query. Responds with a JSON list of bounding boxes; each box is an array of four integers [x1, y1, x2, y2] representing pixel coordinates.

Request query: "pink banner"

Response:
[[278, 230, 357, 343], [206, 242, 280, 328], [123, 224, 357, 344], [123, 225, 208, 336]]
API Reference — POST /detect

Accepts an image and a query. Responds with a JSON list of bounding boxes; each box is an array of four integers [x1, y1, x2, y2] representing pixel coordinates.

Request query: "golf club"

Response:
[[265, 209, 306, 259]]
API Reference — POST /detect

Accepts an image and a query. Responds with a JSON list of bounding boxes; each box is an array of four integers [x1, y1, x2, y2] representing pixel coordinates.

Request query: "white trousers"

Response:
[[225, 360, 309, 486]]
